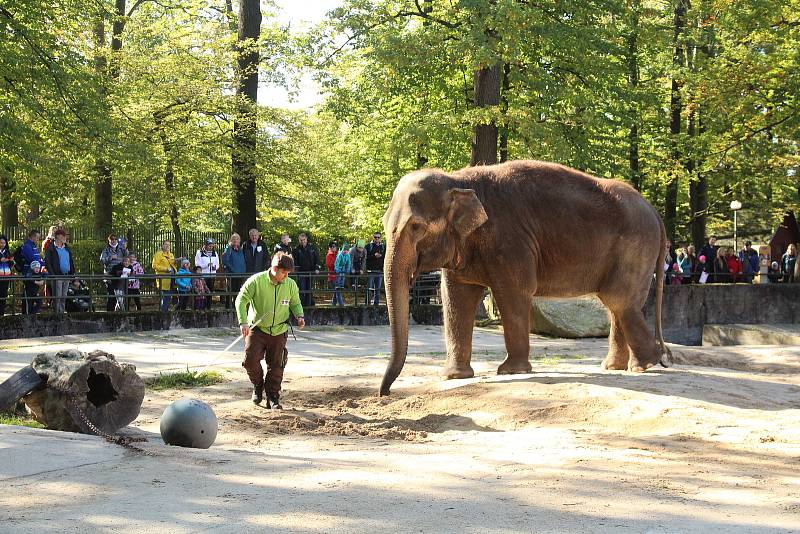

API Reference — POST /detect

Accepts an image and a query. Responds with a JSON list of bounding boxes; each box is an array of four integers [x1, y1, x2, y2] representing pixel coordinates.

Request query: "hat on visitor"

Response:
[[204, 237, 215, 245], [180, 258, 191, 266], [699, 255, 706, 263], [30, 261, 41, 270]]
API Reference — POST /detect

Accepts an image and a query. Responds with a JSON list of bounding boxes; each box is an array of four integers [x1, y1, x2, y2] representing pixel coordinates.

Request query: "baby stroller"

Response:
[[66, 278, 94, 312]]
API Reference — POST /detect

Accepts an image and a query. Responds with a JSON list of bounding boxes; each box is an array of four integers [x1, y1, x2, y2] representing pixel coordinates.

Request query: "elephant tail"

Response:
[[655, 222, 673, 368]]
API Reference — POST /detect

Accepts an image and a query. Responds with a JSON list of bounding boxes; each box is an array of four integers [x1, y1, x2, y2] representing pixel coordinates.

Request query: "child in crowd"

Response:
[[174, 258, 193, 310], [66, 278, 92, 312], [23, 260, 46, 314], [192, 265, 210, 310], [333, 243, 351, 306], [110, 256, 132, 311], [127, 253, 144, 311]]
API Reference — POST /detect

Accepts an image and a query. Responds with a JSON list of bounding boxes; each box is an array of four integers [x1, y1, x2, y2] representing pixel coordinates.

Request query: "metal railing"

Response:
[[0, 271, 443, 316]]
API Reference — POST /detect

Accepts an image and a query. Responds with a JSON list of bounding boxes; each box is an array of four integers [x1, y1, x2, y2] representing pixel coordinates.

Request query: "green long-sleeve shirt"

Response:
[[235, 271, 304, 336]]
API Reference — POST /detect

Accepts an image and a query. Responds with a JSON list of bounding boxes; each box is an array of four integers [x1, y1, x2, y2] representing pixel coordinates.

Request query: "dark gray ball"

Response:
[[159, 398, 218, 449]]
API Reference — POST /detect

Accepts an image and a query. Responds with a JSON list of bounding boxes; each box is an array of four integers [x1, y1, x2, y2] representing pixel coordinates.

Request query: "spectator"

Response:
[[325, 242, 339, 305], [333, 243, 351, 306], [670, 263, 683, 285], [350, 239, 367, 299], [274, 233, 293, 257], [44, 228, 75, 314], [174, 258, 193, 310], [781, 243, 797, 283], [0, 235, 12, 315], [222, 233, 246, 309], [110, 256, 132, 311], [738, 241, 759, 283], [677, 248, 692, 284], [195, 238, 220, 309], [192, 265, 211, 310], [768, 261, 782, 283], [152, 240, 177, 312], [293, 232, 319, 307], [42, 226, 59, 254], [66, 278, 92, 313], [127, 253, 144, 311], [365, 231, 385, 305], [20, 229, 42, 275], [726, 248, 743, 283], [699, 236, 719, 266], [23, 260, 45, 314], [684, 245, 698, 284], [244, 228, 268, 273], [694, 254, 712, 284], [100, 234, 128, 312], [712, 247, 730, 283]]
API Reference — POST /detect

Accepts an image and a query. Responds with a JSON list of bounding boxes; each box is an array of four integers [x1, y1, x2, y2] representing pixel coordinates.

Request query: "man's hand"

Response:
[[240, 324, 251, 337], [297, 317, 305, 329]]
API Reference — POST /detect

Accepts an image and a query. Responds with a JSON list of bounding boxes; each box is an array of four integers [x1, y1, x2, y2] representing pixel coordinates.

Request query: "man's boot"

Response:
[[267, 392, 282, 410], [251, 383, 263, 405]]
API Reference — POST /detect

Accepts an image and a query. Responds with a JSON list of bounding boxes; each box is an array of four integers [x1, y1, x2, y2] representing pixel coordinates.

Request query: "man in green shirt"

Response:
[[236, 253, 305, 408]]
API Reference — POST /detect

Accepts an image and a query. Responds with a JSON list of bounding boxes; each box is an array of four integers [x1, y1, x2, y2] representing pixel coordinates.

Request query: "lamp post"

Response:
[[730, 200, 743, 252]]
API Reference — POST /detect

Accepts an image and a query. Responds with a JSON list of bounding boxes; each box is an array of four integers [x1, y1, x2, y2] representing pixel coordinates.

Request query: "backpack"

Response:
[[12, 247, 24, 272]]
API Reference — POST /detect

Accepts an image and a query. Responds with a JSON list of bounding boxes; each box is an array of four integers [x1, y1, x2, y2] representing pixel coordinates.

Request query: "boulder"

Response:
[[530, 296, 610, 338]]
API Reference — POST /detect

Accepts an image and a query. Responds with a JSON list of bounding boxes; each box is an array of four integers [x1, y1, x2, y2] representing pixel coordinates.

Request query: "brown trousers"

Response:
[[242, 328, 288, 394]]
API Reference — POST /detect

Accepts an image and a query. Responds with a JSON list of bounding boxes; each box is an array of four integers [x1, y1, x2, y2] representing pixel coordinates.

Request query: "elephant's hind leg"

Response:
[[618, 307, 660, 372], [601, 313, 630, 371], [493, 289, 533, 375], [441, 277, 485, 380]]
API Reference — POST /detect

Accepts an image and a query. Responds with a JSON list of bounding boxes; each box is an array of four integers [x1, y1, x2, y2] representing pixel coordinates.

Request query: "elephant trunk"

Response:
[[379, 239, 413, 396]]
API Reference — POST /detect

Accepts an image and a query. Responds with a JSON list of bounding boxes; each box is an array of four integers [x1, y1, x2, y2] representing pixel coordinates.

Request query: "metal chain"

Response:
[[55, 385, 154, 456]]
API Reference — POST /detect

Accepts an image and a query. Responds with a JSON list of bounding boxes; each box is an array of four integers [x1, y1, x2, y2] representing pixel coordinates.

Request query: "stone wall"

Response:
[[644, 283, 800, 345]]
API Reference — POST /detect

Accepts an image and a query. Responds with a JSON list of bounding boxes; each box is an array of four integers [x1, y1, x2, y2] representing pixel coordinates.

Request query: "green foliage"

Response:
[[1, 0, 798, 250], [0, 411, 44, 428], [145, 369, 226, 390]]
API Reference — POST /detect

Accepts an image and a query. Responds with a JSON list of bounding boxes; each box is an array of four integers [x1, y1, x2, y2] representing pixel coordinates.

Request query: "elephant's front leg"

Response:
[[441, 276, 485, 379], [493, 289, 533, 375]]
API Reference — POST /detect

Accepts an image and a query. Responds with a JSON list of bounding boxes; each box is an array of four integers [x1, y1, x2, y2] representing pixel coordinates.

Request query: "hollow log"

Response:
[[23, 349, 145, 434]]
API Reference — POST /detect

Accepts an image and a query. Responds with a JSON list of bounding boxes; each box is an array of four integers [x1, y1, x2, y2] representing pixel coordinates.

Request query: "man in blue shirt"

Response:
[[44, 229, 76, 314], [20, 229, 42, 275]]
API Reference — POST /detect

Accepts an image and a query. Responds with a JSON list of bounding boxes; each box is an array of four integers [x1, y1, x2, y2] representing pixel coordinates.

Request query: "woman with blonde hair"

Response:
[[152, 240, 177, 311]]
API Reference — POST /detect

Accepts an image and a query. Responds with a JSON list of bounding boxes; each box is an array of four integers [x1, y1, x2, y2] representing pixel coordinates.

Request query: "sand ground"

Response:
[[1, 325, 799, 533]]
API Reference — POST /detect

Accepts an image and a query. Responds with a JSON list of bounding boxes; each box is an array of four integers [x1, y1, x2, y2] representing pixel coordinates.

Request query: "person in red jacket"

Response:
[[726, 247, 743, 283], [325, 242, 338, 304]]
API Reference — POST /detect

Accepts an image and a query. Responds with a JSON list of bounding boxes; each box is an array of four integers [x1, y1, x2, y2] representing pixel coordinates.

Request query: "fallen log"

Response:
[[20, 349, 145, 434]]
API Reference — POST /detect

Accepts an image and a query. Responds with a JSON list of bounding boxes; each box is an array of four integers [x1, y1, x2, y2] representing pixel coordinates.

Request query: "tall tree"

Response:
[[231, 0, 261, 237], [665, 0, 688, 242]]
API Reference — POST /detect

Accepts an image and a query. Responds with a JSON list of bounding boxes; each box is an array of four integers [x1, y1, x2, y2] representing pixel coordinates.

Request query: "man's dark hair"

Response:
[[55, 228, 66, 237], [709, 235, 717, 240], [299, 232, 307, 239], [276, 255, 294, 272], [28, 229, 40, 238]]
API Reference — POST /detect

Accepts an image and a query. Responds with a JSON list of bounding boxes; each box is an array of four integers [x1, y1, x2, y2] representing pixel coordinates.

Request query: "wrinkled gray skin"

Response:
[[380, 160, 670, 396]]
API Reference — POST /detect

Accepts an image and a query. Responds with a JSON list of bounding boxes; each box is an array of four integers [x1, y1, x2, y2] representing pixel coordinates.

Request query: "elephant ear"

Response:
[[448, 188, 488, 237]]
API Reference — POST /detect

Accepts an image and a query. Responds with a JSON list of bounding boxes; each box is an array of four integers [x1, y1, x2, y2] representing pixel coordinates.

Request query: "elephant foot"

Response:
[[601, 356, 628, 371], [627, 357, 657, 373], [497, 358, 532, 375], [442, 363, 474, 380]]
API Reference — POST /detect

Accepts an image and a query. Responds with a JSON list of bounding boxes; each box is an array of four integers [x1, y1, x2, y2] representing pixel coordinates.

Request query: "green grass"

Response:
[[146, 369, 226, 391], [0, 412, 44, 428]]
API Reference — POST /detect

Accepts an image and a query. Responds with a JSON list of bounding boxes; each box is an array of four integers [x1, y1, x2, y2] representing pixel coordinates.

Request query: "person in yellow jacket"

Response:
[[151, 240, 177, 312], [236, 252, 304, 408]]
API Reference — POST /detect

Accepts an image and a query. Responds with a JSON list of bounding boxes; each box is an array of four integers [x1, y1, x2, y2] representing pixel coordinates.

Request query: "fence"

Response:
[[0, 271, 442, 316]]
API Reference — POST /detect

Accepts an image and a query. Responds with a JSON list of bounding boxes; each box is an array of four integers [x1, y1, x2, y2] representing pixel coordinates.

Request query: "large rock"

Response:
[[530, 296, 610, 338]]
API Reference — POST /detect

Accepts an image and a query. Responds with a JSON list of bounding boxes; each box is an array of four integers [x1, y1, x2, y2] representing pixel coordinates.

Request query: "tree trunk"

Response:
[[23, 350, 144, 434], [154, 114, 184, 256], [470, 64, 501, 166], [665, 0, 687, 242], [231, 0, 261, 238], [499, 62, 510, 163], [0, 165, 19, 228], [627, 2, 642, 191], [93, 18, 113, 232]]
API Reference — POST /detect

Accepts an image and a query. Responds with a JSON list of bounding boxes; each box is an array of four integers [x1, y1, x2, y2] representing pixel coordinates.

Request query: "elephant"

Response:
[[379, 159, 671, 396]]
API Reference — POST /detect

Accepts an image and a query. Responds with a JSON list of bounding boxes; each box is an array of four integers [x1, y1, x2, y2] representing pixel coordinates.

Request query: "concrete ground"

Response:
[[1, 326, 799, 533]]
